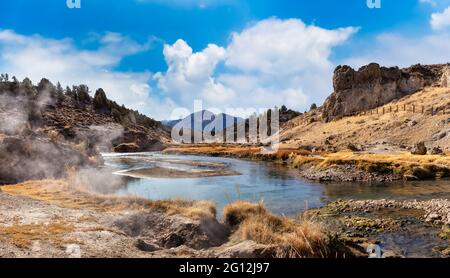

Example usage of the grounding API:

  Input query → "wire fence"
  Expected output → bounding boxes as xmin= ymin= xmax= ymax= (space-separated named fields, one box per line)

xmin=297 ymin=102 xmax=450 ymax=126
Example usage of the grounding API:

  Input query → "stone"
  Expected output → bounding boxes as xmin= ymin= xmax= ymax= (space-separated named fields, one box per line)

xmin=347 ymin=143 xmax=361 ymax=152
xmin=432 ymin=131 xmax=447 ymax=141
xmin=411 ymin=142 xmax=427 ymax=155
xmin=431 ymin=147 xmax=444 ymax=155
xmin=408 ymin=120 xmax=418 ymax=127
xmin=135 ymin=239 xmax=161 ymax=252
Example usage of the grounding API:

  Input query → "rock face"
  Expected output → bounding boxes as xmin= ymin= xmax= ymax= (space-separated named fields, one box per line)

xmin=322 ymin=63 xmax=449 ymax=122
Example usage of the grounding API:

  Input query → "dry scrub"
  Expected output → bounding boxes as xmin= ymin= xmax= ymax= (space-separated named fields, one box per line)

xmin=1 ymin=179 xmax=216 ymax=220
xmin=223 ymin=201 xmax=343 ymax=258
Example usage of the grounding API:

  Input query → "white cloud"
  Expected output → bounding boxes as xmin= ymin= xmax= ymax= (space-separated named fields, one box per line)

xmin=155 ymin=18 xmax=357 ymax=116
xmin=154 ymin=39 xmax=228 ymax=108
xmin=0 ymin=18 xmax=358 ymax=120
xmin=431 ymin=6 xmax=450 ymax=30
xmin=226 ymin=18 xmax=357 ymax=74
xmin=342 ymin=32 xmax=450 ymax=68
xmin=0 ymin=29 xmax=175 ymax=120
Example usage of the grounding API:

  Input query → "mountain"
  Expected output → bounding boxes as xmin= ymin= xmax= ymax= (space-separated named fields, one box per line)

xmin=163 ymin=110 xmax=245 ymax=132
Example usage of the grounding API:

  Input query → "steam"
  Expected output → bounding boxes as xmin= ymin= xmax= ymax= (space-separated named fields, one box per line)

xmin=0 ymin=77 xmax=126 ymax=191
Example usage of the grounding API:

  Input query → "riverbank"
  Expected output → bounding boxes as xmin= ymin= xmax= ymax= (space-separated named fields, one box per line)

xmin=0 ymin=179 xmax=361 ymax=258
xmin=164 ymin=144 xmax=450 ymax=182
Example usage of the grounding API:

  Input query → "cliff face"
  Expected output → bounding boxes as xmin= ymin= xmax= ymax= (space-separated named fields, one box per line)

xmin=322 ymin=63 xmax=450 ymax=122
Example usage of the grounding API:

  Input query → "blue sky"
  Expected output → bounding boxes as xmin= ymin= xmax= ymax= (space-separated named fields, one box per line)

xmin=1 ymin=0 xmax=450 ymax=119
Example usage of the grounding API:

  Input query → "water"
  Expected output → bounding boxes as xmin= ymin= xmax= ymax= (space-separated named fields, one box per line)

xmin=101 ymin=152 xmax=450 ymax=217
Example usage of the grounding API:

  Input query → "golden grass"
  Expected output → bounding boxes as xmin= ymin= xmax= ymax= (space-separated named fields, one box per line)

xmin=223 ymin=201 xmax=337 ymax=258
xmin=281 ymin=87 xmax=450 ymax=150
xmin=1 ymin=180 xmax=216 ymax=220
xmin=164 ymin=144 xmax=311 ymax=162
xmin=290 ymin=151 xmax=450 ymax=178
xmin=0 ymin=221 xmax=75 ymax=248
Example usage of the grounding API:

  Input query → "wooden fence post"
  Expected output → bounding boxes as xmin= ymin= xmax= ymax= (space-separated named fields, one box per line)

xmin=412 ymin=105 xmax=415 ymax=113
xmin=422 ymin=106 xmax=424 ymax=114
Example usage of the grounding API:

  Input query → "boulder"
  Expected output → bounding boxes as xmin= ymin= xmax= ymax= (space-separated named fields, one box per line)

xmin=113 ymin=142 xmax=141 ymax=153
xmin=135 ymin=239 xmax=161 ymax=252
xmin=431 ymin=147 xmax=444 ymax=155
xmin=411 ymin=142 xmax=427 ymax=155
xmin=347 ymin=143 xmax=361 ymax=152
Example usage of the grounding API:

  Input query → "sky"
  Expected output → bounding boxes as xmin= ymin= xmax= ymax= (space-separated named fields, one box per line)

xmin=1 ymin=0 xmax=450 ymax=120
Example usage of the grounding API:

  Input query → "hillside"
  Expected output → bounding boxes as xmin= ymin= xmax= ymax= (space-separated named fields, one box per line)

xmin=280 ymin=64 xmax=450 ymax=153
xmin=0 ymin=75 xmax=170 ymax=183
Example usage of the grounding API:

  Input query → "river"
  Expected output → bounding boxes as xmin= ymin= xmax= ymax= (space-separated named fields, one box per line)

xmin=101 ymin=152 xmax=450 ymax=216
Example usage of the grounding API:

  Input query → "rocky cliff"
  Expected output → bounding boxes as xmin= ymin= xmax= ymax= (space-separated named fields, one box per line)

xmin=322 ymin=63 xmax=450 ymax=122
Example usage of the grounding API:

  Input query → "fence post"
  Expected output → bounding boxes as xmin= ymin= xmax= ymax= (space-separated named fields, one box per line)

xmin=412 ymin=104 xmax=415 ymax=113
xmin=422 ymin=106 xmax=424 ymax=114
xmin=404 ymin=104 xmax=406 ymax=111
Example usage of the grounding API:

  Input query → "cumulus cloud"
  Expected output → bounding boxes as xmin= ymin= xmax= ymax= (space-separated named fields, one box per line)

xmin=431 ymin=6 xmax=450 ymax=30
xmin=156 ymin=18 xmax=357 ymax=117
xmin=0 ymin=18 xmax=357 ymax=120
xmin=226 ymin=18 xmax=357 ymax=74
xmin=343 ymin=32 xmax=450 ymax=68
xmin=0 ymin=29 xmax=175 ymax=119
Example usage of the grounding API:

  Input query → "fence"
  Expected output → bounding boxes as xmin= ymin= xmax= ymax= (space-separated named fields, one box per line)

xmin=297 ymin=102 xmax=450 ymax=126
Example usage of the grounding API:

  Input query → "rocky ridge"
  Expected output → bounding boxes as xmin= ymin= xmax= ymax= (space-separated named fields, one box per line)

xmin=322 ymin=63 xmax=450 ymax=122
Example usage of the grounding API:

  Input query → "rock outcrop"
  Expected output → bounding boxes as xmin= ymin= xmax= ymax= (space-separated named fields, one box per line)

xmin=322 ymin=63 xmax=449 ymax=122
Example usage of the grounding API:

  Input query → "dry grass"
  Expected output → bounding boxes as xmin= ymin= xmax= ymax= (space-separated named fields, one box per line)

xmin=290 ymin=151 xmax=450 ymax=178
xmin=0 ymin=221 xmax=75 ymax=248
xmin=223 ymin=201 xmax=338 ymax=258
xmin=280 ymin=87 xmax=450 ymax=150
xmin=1 ymin=179 xmax=216 ymax=220
xmin=164 ymin=144 xmax=311 ymax=161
